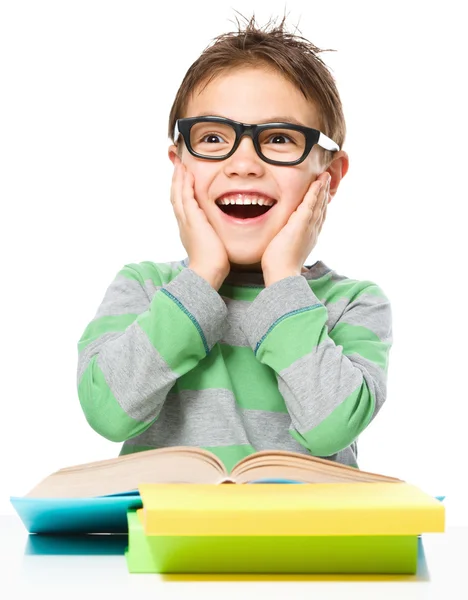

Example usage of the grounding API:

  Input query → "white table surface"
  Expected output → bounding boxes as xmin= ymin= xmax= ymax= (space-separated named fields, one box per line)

xmin=1 ymin=515 xmax=466 ymax=600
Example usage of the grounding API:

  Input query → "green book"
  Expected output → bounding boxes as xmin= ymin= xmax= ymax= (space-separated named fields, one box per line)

xmin=124 ymin=509 xmax=420 ymax=574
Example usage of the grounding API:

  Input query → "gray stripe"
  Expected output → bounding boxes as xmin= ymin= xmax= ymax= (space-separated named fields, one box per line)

xmin=122 ymin=389 xmax=250 ymax=448
xmin=143 ymin=279 xmax=160 ymax=301
xmin=242 ymin=276 xmax=320 ymax=349
xmin=93 ymin=261 xmax=188 ymax=321
xmin=321 ymin=292 xmax=392 ymax=339
xmin=162 ymin=268 xmax=229 ymax=351
xmin=78 ymin=265 xmax=229 ymax=424
xmin=328 ymin=444 xmax=358 ymax=466
xmin=239 ymin=409 xmax=310 ymax=454
xmin=277 ymin=350 xmax=388 ymax=432
xmin=93 ymin=275 xmax=150 ymax=320
xmin=242 ymin=409 xmax=358 ymax=464
xmin=240 ymin=278 xmax=391 ymax=352
xmin=221 ymin=291 xmax=390 ymax=349
xmin=77 ymin=331 xmax=125 ymax=384
xmin=118 ymin=388 xmax=357 ymax=463
xmin=223 ymin=280 xmax=390 ymax=432
xmin=96 ymin=321 xmax=178 ymax=422
xmin=141 ymin=259 xmax=186 ymax=300
xmin=346 ymin=352 xmax=388 ymax=420
xmin=338 ymin=292 xmax=393 ymax=342
xmin=277 ymin=343 xmax=364 ymax=431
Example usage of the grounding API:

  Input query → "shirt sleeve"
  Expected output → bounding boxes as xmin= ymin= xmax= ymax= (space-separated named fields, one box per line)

xmin=77 ymin=265 xmax=228 ymax=442
xmin=240 ymin=275 xmax=393 ymax=457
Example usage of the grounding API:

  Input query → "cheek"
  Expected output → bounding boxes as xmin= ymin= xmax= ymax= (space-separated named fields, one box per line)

xmin=279 ymin=173 xmax=311 ymax=209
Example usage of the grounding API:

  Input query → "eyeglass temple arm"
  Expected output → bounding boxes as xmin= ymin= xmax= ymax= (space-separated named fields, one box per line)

xmin=318 ymin=132 xmax=340 ymax=152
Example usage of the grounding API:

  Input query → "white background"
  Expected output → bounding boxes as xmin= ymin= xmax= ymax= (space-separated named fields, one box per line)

xmin=1 ymin=1 xmax=467 ymax=523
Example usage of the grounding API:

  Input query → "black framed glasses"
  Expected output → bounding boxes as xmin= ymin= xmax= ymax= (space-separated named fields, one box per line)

xmin=173 ymin=116 xmax=340 ymax=166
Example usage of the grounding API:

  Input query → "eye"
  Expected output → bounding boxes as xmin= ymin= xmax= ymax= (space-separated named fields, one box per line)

xmin=266 ymin=133 xmax=295 ymax=145
xmin=201 ymin=134 xmax=226 ymax=144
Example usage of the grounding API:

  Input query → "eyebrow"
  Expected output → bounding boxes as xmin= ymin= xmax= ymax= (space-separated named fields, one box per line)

xmin=193 ymin=113 xmax=309 ymax=127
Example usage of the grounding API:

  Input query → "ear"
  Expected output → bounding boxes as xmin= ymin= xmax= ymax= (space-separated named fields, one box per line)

xmin=168 ymin=144 xmax=180 ymax=165
xmin=324 ymin=151 xmax=349 ymax=202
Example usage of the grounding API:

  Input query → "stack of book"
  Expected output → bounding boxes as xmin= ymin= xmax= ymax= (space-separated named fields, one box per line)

xmin=10 ymin=446 xmax=445 ymax=574
xmin=127 ymin=480 xmax=444 ymax=574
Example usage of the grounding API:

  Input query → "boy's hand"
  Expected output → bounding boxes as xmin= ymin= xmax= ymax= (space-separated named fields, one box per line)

xmin=171 ymin=157 xmax=230 ymax=290
xmin=261 ymin=172 xmax=331 ymax=286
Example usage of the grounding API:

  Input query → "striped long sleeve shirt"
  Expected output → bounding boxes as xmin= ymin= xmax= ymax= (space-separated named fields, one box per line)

xmin=77 ymin=257 xmax=393 ymax=472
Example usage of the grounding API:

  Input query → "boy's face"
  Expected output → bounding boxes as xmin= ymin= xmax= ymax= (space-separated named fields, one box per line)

xmin=169 ymin=66 xmax=348 ymax=272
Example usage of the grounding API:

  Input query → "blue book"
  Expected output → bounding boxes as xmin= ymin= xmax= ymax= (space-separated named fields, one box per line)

xmin=10 ymin=491 xmax=142 ymax=534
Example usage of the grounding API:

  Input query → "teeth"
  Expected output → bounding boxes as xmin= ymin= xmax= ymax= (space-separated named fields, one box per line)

xmin=216 ymin=194 xmax=276 ymax=206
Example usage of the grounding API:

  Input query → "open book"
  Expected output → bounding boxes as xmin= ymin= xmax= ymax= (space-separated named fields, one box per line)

xmin=24 ymin=446 xmax=403 ymax=499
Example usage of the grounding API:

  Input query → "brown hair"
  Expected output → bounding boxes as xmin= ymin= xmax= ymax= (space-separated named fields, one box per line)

xmin=168 ymin=12 xmax=346 ymax=168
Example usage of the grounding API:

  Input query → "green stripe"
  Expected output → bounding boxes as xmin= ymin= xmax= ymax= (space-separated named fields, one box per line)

xmin=255 ymin=306 xmax=329 ymax=370
xmin=137 ymin=290 xmax=207 ymax=370
xmin=201 ymin=444 xmax=257 ymax=473
xmin=323 ymin=280 xmax=387 ymax=306
xmin=78 ymin=314 xmax=137 ymax=354
xmin=120 ymin=261 xmax=184 ymax=287
xmin=329 ymin=322 xmax=390 ymax=371
xmin=78 ymin=356 xmax=154 ymax=442
xmin=117 ymin=264 xmax=148 ymax=286
xmin=308 ymin=271 xmax=340 ymax=301
xmin=177 ymin=344 xmax=288 ymax=413
xmin=290 ymin=383 xmax=375 ymax=456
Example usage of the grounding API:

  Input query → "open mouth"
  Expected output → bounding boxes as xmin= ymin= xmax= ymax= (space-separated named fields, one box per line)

xmin=215 ymin=201 xmax=276 ymax=220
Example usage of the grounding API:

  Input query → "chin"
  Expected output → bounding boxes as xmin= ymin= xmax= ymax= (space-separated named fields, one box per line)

xmin=226 ymin=250 xmax=263 ymax=272
xmin=228 ymin=249 xmax=261 ymax=261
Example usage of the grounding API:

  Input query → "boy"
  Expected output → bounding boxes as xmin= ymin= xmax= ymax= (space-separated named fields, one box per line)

xmin=77 ymin=15 xmax=392 ymax=472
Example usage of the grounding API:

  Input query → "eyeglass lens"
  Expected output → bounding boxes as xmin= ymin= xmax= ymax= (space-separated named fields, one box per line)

xmin=189 ymin=121 xmax=306 ymax=162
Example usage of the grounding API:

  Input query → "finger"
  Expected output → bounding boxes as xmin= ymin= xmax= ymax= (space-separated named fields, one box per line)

xmin=312 ymin=174 xmax=329 ymax=205
xmin=296 ymin=175 xmax=327 ymax=228
xmin=315 ymin=180 xmax=329 ymax=226
xmin=317 ymin=202 xmax=327 ymax=232
xmin=305 ymin=179 xmax=325 ymax=222
xmin=171 ymin=162 xmax=186 ymax=224
xmin=182 ymin=168 xmax=198 ymax=222
xmin=300 ymin=179 xmax=323 ymax=216
xmin=313 ymin=175 xmax=330 ymax=218
xmin=323 ymin=177 xmax=331 ymax=205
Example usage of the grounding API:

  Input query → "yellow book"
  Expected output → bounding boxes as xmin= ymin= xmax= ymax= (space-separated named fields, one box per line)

xmin=138 ymin=482 xmax=445 ymax=536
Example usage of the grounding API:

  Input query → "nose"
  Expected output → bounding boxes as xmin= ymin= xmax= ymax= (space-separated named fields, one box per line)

xmin=223 ymin=135 xmax=265 ymax=177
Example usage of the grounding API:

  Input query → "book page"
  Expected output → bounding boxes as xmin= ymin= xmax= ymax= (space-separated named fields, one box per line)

xmin=231 ymin=450 xmax=403 ymax=484
xmin=25 ymin=447 xmax=227 ymax=498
